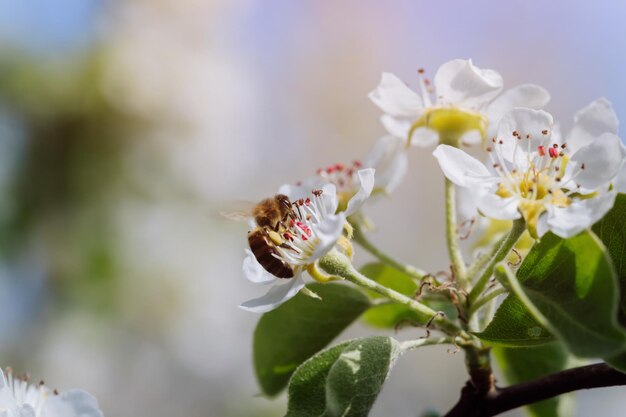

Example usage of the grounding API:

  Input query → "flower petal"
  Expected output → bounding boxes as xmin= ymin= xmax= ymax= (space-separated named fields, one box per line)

xmin=569 ymin=132 xmax=626 ymax=190
xmin=344 ymin=169 xmax=375 ymax=216
xmin=546 ymin=191 xmax=617 ymax=238
xmin=243 ymin=249 xmax=277 ymax=284
xmin=0 ymin=370 xmax=16 ymax=409
xmin=617 ymin=163 xmax=626 ymax=193
xmin=496 ymin=108 xmax=554 ymax=165
xmin=368 ymin=73 xmax=424 ymax=117
xmin=239 ymin=274 xmax=305 ymax=313
xmin=41 ymin=390 xmax=103 ymax=417
xmin=410 ymin=127 xmax=439 ymax=147
xmin=474 ymin=185 xmax=521 ymax=220
xmin=568 ymin=98 xmax=619 ymax=154
xmin=310 ymin=213 xmax=346 ymax=260
xmin=278 ymin=177 xmax=326 ymax=201
xmin=7 ymin=405 xmax=36 ymax=417
xmin=362 ymin=136 xmax=407 ymax=194
xmin=380 ymin=114 xmax=411 ymax=139
xmin=434 ymin=59 xmax=503 ymax=107
xmin=485 ymin=84 xmax=550 ymax=136
xmin=459 ymin=130 xmax=482 ymax=146
xmin=432 ymin=145 xmax=492 ymax=187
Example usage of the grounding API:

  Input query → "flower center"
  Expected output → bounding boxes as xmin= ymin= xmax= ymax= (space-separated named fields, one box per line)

xmin=272 ymin=189 xmax=332 ymax=269
xmin=410 ymin=107 xmax=488 ymax=146
xmin=487 ymin=131 xmax=589 ymax=237
xmin=316 ymin=161 xmax=361 ymax=211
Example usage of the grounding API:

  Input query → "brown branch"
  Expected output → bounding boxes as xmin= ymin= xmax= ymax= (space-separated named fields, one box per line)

xmin=444 ymin=363 xmax=626 ymax=417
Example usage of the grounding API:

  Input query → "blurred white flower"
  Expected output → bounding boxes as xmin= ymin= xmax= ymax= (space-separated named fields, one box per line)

xmin=433 ymin=108 xmax=626 ymax=238
xmin=0 ymin=368 xmax=103 ymax=417
xmin=369 ymin=59 xmax=550 ymax=147
xmin=294 ymin=136 xmax=406 ymax=213
xmin=240 ymin=170 xmax=374 ymax=313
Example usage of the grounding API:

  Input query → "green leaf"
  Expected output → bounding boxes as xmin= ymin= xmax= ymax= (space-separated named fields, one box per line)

xmin=286 ymin=336 xmax=400 ymax=417
xmin=512 ymin=231 xmax=625 ymax=357
xmin=475 ymin=295 xmax=554 ymax=347
xmin=592 ymin=193 xmax=626 ymax=326
xmin=493 ymin=343 xmax=573 ymax=417
xmin=359 ymin=263 xmax=457 ymax=329
xmin=254 ymin=283 xmax=371 ymax=396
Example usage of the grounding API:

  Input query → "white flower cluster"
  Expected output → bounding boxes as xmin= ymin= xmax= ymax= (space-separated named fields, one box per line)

xmin=240 ymin=58 xmax=626 ymax=312
xmin=0 ymin=368 xmax=103 ymax=417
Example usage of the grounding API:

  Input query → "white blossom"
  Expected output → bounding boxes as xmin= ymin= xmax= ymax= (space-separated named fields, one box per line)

xmin=369 ymin=59 xmax=550 ymax=147
xmin=0 ymin=368 xmax=103 ymax=417
xmin=433 ymin=108 xmax=626 ymax=238
xmin=239 ymin=170 xmax=374 ymax=313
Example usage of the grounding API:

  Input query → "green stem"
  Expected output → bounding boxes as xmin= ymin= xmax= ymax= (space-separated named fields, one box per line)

xmin=469 ymin=287 xmax=508 ymax=316
xmin=352 ymin=222 xmax=427 ymax=280
xmin=468 ymin=218 xmax=525 ymax=305
xmin=445 ymin=179 xmax=467 ymax=286
xmin=318 ymin=250 xmax=462 ymax=336
xmin=400 ymin=337 xmax=454 ymax=351
xmin=466 ymin=233 xmax=507 ymax=283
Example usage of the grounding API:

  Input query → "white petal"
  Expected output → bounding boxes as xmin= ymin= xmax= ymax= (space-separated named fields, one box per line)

xmin=41 ymin=390 xmax=103 ymax=417
xmin=569 ymin=133 xmax=626 ymax=190
xmin=434 ymin=59 xmax=503 ymax=107
xmin=0 ymin=370 xmax=16 ymax=409
xmin=320 ymin=183 xmax=339 ymax=214
xmin=368 ymin=73 xmax=424 ymax=117
xmin=310 ymin=213 xmax=346 ymax=260
xmin=568 ymin=98 xmax=619 ymax=154
xmin=485 ymin=84 xmax=550 ymax=134
xmin=456 ymin=185 xmax=478 ymax=222
xmin=474 ymin=185 xmax=521 ymax=220
xmin=380 ymin=114 xmax=412 ymax=139
xmin=536 ymin=212 xmax=550 ymax=238
xmin=546 ymin=192 xmax=617 ymax=238
xmin=432 ymin=145 xmax=492 ymax=187
xmin=243 ymin=249 xmax=277 ymax=284
xmin=410 ymin=127 xmax=439 ymax=147
xmin=459 ymin=130 xmax=482 ymax=146
xmin=362 ymin=136 xmax=407 ymax=194
xmin=239 ymin=274 xmax=305 ymax=313
xmin=344 ymin=169 xmax=375 ymax=216
xmin=496 ymin=108 xmax=554 ymax=164
xmin=278 ymin=177 xmax=326 ymax=201
xmin=6 ymin=405 xmax=36 ymax=417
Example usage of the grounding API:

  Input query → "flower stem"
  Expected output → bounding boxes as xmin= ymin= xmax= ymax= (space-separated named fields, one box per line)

xmin=318 ymin=250 xmax=462 ymax=336
xmin=445 ymin=179 xmax=467 ymax=286
xmin=467 ymin=218 xmax=525 ymax=306
xmin=400 ymin=337 xmax=454 ymax=352
xmin=469 ymin=287 xmax=508 ymax=316
xmin=352 ymin=222 xmax=427 ymax=280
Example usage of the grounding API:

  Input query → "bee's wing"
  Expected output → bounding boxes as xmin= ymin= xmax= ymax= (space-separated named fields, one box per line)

xmin=220 ymin=210 xmax=253 ymax=222
xmin=217 ymin=200 xmax=256 ymax=222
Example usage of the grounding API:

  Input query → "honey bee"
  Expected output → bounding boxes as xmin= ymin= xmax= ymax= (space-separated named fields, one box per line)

xmin=222 ymin=194 xmax=298 ymax=278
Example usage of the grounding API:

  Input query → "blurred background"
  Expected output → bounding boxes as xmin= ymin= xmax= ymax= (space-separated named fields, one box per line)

xmin=0 ymin=0 xmax=625 ymax=416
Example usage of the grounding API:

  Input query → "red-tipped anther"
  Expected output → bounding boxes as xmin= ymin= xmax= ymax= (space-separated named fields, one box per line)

xmin=335 ymin=163 xmax=344 ymax=171
xmin=538 ymin=145 xmax=546 ymax=156
xmin=316 ymin=168 xmax=323 ymax=175
xmin=297 ymin=198 xmax=304 ymax=206
xmin=304 ymin=198 xmax=311 ymax=206
xmin=353 ymin=160 xmax=362 ymax=168
xmin=283 ymin=232 xmax=293 ymax=241
xmin=548 ymin=147 xmax=559 ymax=158
xmin=326 ymin=166 xmax=335 ymax=174
xmin=312 ymin=189 xmax=323 ymax=197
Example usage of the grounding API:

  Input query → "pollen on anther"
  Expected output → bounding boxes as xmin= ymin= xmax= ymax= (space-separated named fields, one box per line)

xmin=498 ymin=140 xmax=503 ymax=145
xmin=312 ymin=189 xmax=323 ymax=197
xmin=486 ymin=146 xmax=493 ymax=152
xmin=418 ymin=68 xmax=425 ymax=74
xmin=581 ymin=163 xmax=586 ymax=170
xmin=542 ymin=129 xmax=549 ymax=135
